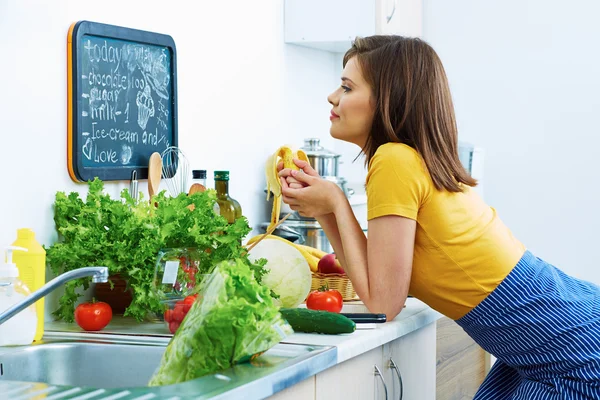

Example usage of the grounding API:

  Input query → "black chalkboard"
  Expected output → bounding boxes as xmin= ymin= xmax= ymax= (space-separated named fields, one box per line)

xmin=68 ymin=21 xmax=177 ymax=182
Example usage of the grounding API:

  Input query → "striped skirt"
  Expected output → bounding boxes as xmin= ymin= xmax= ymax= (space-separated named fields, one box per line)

xmin=456 ymin=251 xmax=600 ymax=399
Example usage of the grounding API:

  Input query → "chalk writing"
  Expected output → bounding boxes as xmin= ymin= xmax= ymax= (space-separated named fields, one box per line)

xmin=79 ymin=35 xmax=173 ymax=168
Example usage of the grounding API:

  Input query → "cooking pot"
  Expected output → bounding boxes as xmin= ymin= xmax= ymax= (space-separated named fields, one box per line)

xmin=259 ymin=219 xmax=368 ymax=255
xmin=264 ymin=176 xmax=354 ymax=221
xmin=259 ymin=220 xmax=333 ymax=254
xmin=300 ymin=138 xmax=341 ymax=178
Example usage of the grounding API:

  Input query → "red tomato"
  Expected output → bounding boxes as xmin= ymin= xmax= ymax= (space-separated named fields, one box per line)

xmin=167 ymin=295 xmax=200 ymax=334
xmin=74 ymin=301 xmax=113 ymax=331
xmin=306 ymin=288 xmax=343 ymax=313
xmin=168 ymin=321 xmax=181 ymax=334
xmin=172 ymin=303 xmax=186 ymax=322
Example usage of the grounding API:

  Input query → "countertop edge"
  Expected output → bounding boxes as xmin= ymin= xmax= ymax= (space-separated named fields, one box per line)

xmin=281 ymin=298 xmax=443 ymax=363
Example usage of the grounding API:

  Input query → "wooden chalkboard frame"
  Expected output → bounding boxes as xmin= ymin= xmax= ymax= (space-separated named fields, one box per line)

xmin=67 ymin=20 xmax=178 ymax=182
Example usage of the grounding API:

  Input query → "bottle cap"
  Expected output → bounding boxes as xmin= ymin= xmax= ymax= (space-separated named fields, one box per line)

xmin=0 ymin=246 xmax=27 ymax=278
xmin=214 ymin=171 xmax=230 ymax=181
xmin=17 ymin=228 xmax=35 ymax=240
xmin=192 ymin=170 xmax=207 ymax=179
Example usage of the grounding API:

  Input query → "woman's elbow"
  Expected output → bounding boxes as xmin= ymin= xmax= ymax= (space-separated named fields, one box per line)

xmin=365 ymin=299 xmax=405 ymax=321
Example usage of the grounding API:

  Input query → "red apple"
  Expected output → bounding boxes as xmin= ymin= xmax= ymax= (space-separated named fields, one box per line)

xmin=318 ymin=253 xmax=345 ymax=274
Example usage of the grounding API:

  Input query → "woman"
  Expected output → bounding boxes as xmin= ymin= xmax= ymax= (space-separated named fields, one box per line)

xmin=279 ymin=36 xmax=600 ymax=399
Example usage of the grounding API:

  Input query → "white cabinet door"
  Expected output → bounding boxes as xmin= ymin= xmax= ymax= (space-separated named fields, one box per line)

xmin=315 ymin=346 xmax=388 ymax=400
xmin=383 ymin=322 xmax=436 ymax=400
xmin=284 ymin=0 xmax=423 ymax=53
xmin=267 ymin=376 xmax=315 ymax=400
xmin=376 ymin=0 xmax=423 ymax=37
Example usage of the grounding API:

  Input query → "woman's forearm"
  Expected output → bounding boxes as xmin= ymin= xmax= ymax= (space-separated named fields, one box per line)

xmin=315 ymin=213 xmax=345 ymax=261
xmin=335 ymin=202 xmax=370 ymax=296
xmin=328 ymin=198 xmax=371 ymax=300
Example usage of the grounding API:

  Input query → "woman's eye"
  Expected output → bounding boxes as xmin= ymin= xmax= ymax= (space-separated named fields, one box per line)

xmin=341 ymin=85 xmax=351 ymax=93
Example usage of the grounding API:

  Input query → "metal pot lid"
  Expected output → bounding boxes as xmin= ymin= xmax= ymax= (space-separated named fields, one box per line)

xmin=323 ymin=176 xmax=346 ymax=184
xmin=301 ymin=138 xmax=340 ymax=159
xmin=259 ymin=219 xmax=323 ymax=229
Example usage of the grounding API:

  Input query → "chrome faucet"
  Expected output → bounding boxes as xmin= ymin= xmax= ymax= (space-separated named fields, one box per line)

xmin=0 ymin=266 xmax=109 ymax=326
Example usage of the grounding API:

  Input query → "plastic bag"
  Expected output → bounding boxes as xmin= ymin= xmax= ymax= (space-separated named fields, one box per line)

xmin=148 ymin=258 xmax=293 ymax=386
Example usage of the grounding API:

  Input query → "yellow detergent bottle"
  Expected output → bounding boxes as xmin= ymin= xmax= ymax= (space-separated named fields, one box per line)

xmin=12 ymin=228 xmax=46 ymax=341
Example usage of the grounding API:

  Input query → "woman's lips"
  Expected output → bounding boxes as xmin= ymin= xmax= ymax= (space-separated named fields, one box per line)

xmin=330 ymin=111 xmax=340 ymax=120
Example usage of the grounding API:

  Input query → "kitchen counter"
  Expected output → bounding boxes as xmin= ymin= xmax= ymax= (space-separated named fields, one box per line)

xmin=286 ymin=298 xmax=441 ymax=363
xmin=1 ymin=298 xmax=441 ymax=399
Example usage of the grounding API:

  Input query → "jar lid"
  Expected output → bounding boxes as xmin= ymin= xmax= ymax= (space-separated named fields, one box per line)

xmin=192 ymin=170 xmax=207 ymax=179
xmin=214 ymin=170 xmax=229 ymax=181
xmin=301 ymin=138 xmax=340 ymax=159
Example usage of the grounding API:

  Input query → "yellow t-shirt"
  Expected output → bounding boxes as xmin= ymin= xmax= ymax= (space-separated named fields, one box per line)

xmin=366 ymin=143 xmax=526 ymax=320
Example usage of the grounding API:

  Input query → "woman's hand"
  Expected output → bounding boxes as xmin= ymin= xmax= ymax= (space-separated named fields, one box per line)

xmin=278 ymin=159 xmax=346 ymax=218
xmin=277 ymin=160 xmax=304 ymax=189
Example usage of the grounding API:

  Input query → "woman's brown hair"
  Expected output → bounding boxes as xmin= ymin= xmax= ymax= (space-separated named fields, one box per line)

xmin=344 ymin=36 xmax=476 ymax=192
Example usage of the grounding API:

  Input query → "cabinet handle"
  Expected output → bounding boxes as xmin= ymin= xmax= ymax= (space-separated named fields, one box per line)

xmin=389 ymin=358 xmax=403 ymax=400
xmin=386 ymin=0 xmax=398 ymax=23
xmin=374 ymin=365 xmax=389 ymax=400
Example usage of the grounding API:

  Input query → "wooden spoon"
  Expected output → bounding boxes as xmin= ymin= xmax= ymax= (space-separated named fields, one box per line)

xmin=245 ymin=212 xmax=292 ymax=253
xmin=186 ymin=184 xmax=206 ymax=211
xmin=188 ymin=183 xmax=206 ymax=195
xmin=148 ymin=152 xmax=162 ymax=200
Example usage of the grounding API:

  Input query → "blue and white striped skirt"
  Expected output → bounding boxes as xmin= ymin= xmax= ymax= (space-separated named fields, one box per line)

xmin=456 ymin=250 xmax=600 ymax=399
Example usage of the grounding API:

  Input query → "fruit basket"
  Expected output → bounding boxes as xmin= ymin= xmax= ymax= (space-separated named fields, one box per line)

xmin=310 ymin=272 xmax=359 ymax=301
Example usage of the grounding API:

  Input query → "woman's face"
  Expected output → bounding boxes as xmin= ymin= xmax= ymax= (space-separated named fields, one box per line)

xmin=327 ymin=57 xmax=374 ymax=148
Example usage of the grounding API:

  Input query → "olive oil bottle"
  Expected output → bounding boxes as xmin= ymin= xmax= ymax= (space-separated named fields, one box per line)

xmin=214 ymin=171 xmax=242 ymax=223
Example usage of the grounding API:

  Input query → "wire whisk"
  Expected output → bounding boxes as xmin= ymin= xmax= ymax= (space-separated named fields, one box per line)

xmin=161 ymin=146 xmax=190 ymax=196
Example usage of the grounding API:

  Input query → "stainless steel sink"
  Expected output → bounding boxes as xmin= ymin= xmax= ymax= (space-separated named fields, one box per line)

xmin=0 ymin=338 xmax=337 ymax=400
xmin=0 ymin=340 xmax=165 ymax=388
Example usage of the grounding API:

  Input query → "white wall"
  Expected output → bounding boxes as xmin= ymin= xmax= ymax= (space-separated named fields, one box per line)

xmin=0 ymin=0 xmax=337 ymax=246
xmin=423 ymin=0 xmax=600 ymax=282
xmin=0 ymin=1 xmax=339 ymax=316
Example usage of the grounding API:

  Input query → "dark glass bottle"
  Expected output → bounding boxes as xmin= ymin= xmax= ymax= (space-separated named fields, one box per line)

xmin=214 ymin=171 xmax=242 ymax=223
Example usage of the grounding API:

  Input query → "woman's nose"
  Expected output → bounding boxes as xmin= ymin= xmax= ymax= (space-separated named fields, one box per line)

xmin=327 ymin=89 xmax=338 ymax=106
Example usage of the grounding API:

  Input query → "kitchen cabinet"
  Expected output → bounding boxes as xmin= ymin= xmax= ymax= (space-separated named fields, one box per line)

xmin=284 ymin=0 xmax=423 ymax=53
xmin=270 ymin=321 xmax=437 ymax=400
xmin=383 ymin=322 xmax=436 ymax=400
xmin=269 ymin=376 xmax=316 ymax=400
xmin=315 ymin=347 xmax=387 ymax=399
xmin=436 ymin=316 xmax=487 ymax=400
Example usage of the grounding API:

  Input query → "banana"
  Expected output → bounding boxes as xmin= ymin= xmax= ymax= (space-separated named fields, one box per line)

xmin=304 ymin=253 xmax=320 ymax=273
xmin=246 ymin=234 xmax=319 ymax=272
xmin=295 ymin=243 xmax=329 ymax=259
xmin=265 ymin=146 xmax=310 ymax=231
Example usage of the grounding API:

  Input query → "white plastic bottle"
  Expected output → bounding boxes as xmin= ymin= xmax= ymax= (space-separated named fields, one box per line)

xmin=0 ymin=246 xmax=37 ymax=346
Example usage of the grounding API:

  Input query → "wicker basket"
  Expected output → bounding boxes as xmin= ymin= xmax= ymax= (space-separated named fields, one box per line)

xmin=310 ymin=272 xmax=359 ymax=301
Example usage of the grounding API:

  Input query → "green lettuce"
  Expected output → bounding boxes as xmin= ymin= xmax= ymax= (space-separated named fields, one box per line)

xmin=46 ymin=178 xmax=266 ymax=322
xmin=148 ymin=258 xmax=292 ymax=386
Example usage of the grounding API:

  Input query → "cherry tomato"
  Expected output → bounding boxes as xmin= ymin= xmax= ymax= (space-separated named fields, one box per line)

xmin=168 ymin=321 xmax=181 ymax=334
xmin=164 ymin=309 xmax=174 ymax=323
xmin=172 ymin=303 xmax=186 ymax=322
xmin=306 ymin=288 xmax=343 ymax=313
xmin=74 ymin=301 xmax=113 ymax=331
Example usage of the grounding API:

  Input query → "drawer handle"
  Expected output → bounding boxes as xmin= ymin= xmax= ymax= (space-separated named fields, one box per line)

xmin=389 ymin=358 xmax=403 ymax=400
xmin=374 ymin=365 xmax=389 ymax=400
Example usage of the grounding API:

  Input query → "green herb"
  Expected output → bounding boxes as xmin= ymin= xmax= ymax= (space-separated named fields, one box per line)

xmin=148 ymin=258 xmax=292 ymax=386
xmin=46 ymin=178 xmax=267 ymax=322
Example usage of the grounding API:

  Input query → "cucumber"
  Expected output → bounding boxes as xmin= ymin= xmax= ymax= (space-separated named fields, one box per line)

xmin=280 ymin=308 xmax=356 ymax=334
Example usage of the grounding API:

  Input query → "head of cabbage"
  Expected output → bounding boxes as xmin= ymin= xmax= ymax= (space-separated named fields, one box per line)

xmin=247 ymin=238 xmax=312 ymax=308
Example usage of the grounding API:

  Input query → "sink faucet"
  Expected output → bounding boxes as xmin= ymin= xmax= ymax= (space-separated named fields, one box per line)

xmin=0 ymin=266 xmax=109 ymax=326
